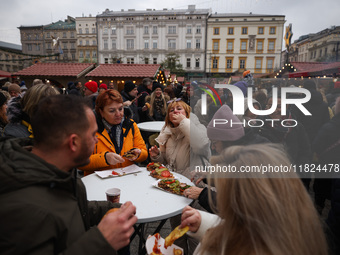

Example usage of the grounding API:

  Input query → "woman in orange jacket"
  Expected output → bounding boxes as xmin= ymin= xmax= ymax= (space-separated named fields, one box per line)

xmin=80 ymin=89 xmax=148 ymax=176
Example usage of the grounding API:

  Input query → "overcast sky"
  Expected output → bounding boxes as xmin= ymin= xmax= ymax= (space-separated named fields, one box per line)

xmin=1 ymin=0 xmax=339 ymax=46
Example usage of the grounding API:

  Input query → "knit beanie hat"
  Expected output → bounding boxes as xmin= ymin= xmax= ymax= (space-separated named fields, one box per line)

xmin=84 ymin=81 xmax=98 ymax=93
xmin=233 ymin=81 xmax=248 ymax=97
xmin=207 ymin=105 xmax=245 ymax=141
xmin=0 ymin=92 xmax=7 ymax=107
xmin=8 ymin=84 xmax=21 ymax=93
xmin=152 ymin=82 xmax=163 ymax=92
xmin=99 ymin=84 xmax=107 ymax=90
xmin=124 ymin=81 xmax=136 ymax=93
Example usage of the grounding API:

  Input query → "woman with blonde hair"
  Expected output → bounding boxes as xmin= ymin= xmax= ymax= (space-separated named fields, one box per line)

xmin=4 ymin=84 xmax=59 ymax=138
xmin=181 ymin=143 xmax=328 ymax=255
xmin=145 ymin=82 xmax=169 ymax=121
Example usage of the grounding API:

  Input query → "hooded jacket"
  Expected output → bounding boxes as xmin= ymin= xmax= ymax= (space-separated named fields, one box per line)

xmin=79 ymin=112 xmax=148 ymax=176
xmin=0 ymin=137 xmax=117 ymax=255
xmin=151 ymin=113 xmax=211 ymax=178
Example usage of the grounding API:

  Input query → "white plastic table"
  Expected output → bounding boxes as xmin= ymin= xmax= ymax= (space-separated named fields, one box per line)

xmin=137 ymin=121 xmax=165 ymax=133
xmin=82 ymin=167 xmax=193 ymax=223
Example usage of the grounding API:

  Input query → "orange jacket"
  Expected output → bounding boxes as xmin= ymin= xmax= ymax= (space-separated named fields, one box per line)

xmin=79 ymin=118 xmax=147 ymax=176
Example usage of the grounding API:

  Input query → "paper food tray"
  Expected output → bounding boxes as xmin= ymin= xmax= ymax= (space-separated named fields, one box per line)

xmin=152 ymin=178 xmax=191 ymax=197
xmin=146 ymin=234 xmax=183 ymax=255
xmin=95 ymin=164 xmax=142 ymax=178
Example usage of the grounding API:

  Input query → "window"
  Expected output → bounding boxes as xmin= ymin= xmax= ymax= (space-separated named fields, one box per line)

xmin=213 ymin=27 xmax=220 ymax=35
xmin=104 ymin=39 xmax=108 ymax=49
xmin=153 ymin=57 xmax=157 ymax=64
xmin=103 ymin=27 xmax=108 ymax=35
xmin=228 ymin=27 xmax=234 ymax=35
xmin=127 ymin=39 xmax=134 ymax=49
xmin=153 ymin=40 xmax=157 ymax=49
xmin=36 ymin=44 xmax=40 ymax=51
xmin=71 ymin=43 xmax=75 ymax=49
xmin=258 ymin=27 xmax=264 ymax=34
xmin=269 ymin=27 xmax=276 ymax=34
xmin=187 ymin=26 xmax=192 ymax=34
xmin=168 ymin=26 xmax=176 ymax=34
xmin=63 ymin=43 xmax=67 ymax=49
xmin=79 ymin=40 xmax=83 ymax=46
xmin=47 ymin=32 xmax=50 ymax=38
xmin=319 ymin=49 xmax=322 ymax=57
xmin=212 ymin=39 xmax=220 ymax=53
xmin=196 ymin=39 xmax=201 ymax=49
xmin=242 ymin=27 xmax=248 ymax=34
xmin=144 ymin=40 xmax=149 ymax=49
xmin=186 ymin=58 xmax=191 ymax=68
xmin=85 ymin=28 xmax=89 ymax=34
xmin=196 ymin=25 xmax=201 ymax=34
xmin=186 ymin=39 xmax=191 ymax=49
xmin=104 ymin=58 xmax=108 ymax=64
xmin=86 ymin=50 xmax=90 ymax=58
xmin=227 ymin=39 xmax=234 ymax=53
xmin=212 ymin=57 xmax=219 ymax=70
xmin=112 ymin=39 xmax=116 ymax=49
xmin=71 ymin=32 xmax=74 ymax=38
xmin=168 ymin=39 xmax=176 ymax=49
xmin=266 ymin=57 xmax=274 ymax=73
xmin=256 ymin=39 xmax=264 ymax=53
xmin=226 ymin=58 xmax=233 ymax=70
xmin=86 ymin=40 xmax=89 ymax=45
xmin=268 ymin=39 xmax=275 ymax=52
xmin=195 ymin=58 xmax=200 ymax=68
xmin=144 ymin=26 xmax=149 ymax=34
xmin=63 ymin=32 xmax=67 ymax=38
xmin=79 ymin=28 xmax=83 ymax=34
xmin=255 ymin=57 xmax=263 ymax=73
xmin=240 ymin=39 xmax=248 ymax=53
xmin=153 ymin=26 xmax=158 ymax=34
xmin=239 ymin=58 xmax=246 ymax=70
xmin=127 ymin=58 xmax=134 ymax=64
xmin=93 ymin=40 xmax=96 ymax=45
xmin=79 ymin=51 xmax=84 ymax=58
xmin=92 ymin=50 xmax=97 ymax=58
xmin=92 ymin=28 xmax=96 ymax=34
xmin=126 ymin=26 xmax=134 ymax=35
xmin=145 ymin=58 xmax=149 ymax=64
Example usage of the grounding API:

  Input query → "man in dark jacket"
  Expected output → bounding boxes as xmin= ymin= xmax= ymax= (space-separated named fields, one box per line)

xmin=0 ymin=95 xmax=137 ymax=255
xmin=137 ymin=78 xmax=153 ymax=122
xmin=121 ymin=81 xmax=141 ymax=123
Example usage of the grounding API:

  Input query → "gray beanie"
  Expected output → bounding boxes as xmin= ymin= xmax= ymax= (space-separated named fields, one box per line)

xmin=207 ymin=105 xmax=245 ymax=141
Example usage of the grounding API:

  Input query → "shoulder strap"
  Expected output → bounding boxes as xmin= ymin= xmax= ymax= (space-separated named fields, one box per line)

xmin=123 ymin=119 xmax=135 ymax=138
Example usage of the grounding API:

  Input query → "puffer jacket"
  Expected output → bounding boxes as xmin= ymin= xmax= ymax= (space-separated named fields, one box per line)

xmin=151 ymin=113 xmax=211 ymax=178
xmin=0 ymin=137 xmax=117 ymax=255
xmin=79 ymin=113 xmax=147 ymax=176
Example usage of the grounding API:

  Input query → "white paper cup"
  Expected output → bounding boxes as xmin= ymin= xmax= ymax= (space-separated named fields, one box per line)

xmin=106 ymin=188 xmax=121 ymax=203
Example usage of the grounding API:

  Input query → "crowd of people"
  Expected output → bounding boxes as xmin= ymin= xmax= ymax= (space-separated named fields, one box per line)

xmin=0 ymin=74 xmax=339 ymax=254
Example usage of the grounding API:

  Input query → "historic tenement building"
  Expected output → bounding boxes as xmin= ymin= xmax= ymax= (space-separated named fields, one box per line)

xmin=206 ymin=13 xmax=285 ymax=77
xmin=76 ymin=15 xmax=97 ymax=63
xmin=0 ymin=41 xmax=23 ymax=73
xmin=96 ymin=5 xmax=210 ymax=77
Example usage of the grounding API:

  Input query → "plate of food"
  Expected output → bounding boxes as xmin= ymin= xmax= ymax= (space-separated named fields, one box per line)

xmin=146 ymin=231 xmax=185 ymax=255
xmin=152 ymin=178 xmax=191 ymax=196
xmin=147 ymin=162 xmax=175 ymax=179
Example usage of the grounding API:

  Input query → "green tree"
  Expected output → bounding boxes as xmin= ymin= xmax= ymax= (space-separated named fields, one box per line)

xmin=160 ymin=53 xmax=185 ymax=77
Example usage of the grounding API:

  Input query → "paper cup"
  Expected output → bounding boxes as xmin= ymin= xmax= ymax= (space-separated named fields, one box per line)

xmin=106 ymin=188 xmax=121 ymax=203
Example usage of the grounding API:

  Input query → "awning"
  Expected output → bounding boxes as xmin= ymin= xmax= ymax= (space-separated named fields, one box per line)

xmin=288 ymin=72 xmax=310 ymax=78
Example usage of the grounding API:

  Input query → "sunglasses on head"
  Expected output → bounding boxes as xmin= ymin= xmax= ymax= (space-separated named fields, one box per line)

xmin=167 ymin=98 xmax=182 ymax=104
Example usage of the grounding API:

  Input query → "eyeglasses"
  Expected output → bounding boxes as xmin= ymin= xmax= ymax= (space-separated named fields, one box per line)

xmin=167 ymin=98 xmax=182 ymax=104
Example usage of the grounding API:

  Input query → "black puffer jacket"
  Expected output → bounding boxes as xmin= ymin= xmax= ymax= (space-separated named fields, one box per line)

xmin=0 ymin=138 xmax=117 ymax=255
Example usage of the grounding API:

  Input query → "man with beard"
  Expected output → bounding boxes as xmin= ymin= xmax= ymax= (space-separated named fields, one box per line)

xmin=0 ymin=95 xmax=137 ymax=255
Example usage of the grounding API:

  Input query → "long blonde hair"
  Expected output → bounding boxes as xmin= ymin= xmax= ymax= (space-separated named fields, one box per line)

xmin=148 ymin=90 xmax=167 ymax=117
xmin=200 ymin=143 xmax=328 ymax=255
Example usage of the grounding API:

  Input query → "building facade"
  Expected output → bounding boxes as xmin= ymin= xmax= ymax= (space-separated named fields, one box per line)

xmin=0 ymin=41 xmax=23 ymax=73
xmin=43 ymin=16 xmax=77 ymax=63
xmin=206 ymin=13 xmax=285 ymax=77
xmin=96 ymin=5 xmax=210 ymax=77
xmin=76 ymin=16 xmax=97 ymax=63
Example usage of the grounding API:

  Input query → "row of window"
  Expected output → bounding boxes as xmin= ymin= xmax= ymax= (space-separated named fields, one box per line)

xmin=79 ymin=50 xmax=97 ymax=58
xmin=102 ymin=25 xmax=202 ymax=36
xmin=79 ymin=40 xmax=97 ymax=46
xmin=211 ymin=57 xmax=274 ymax=73
xmin=213 ymin=26 xmax=276 ymax=35
xmin=45 ymin=32 xmax=75 ymax=39
xmin=0 ymin=53 xmax=22 ymax=60
xmin=78 ymin=28 xmax=96 ymax=34
xmin=102 ymin=38 xmax=201 ymax=50
xmin=212 ymin=39 xmax=276 ymax=53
